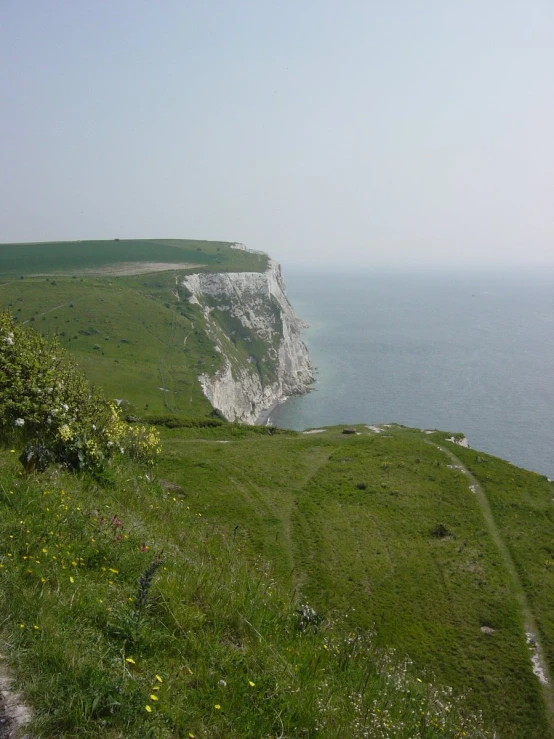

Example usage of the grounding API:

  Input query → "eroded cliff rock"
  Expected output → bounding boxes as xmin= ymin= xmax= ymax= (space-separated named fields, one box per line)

xmin=181 ymin=257 xmax=313 ymax=423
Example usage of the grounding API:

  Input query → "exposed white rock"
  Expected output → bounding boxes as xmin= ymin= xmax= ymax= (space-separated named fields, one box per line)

xmin=446 ymin=435 xmax=470 ymax=448
xmin=526 ymin=631 xmax=549 ymax=685
xmin=181 ymin=258 xmax=313 ymax=423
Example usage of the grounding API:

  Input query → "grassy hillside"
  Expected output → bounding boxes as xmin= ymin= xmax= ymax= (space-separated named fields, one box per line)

xmin=0 ymin=273 xmax=221 ymax=416
xmin=0 ymin=437 xmax=493 ymax=739
xmin=0 ymin=241 xmax=281 ymax=417
xmin=1 ymin=420 xmax=552 ymax=737
xmin=0 ymin=239 xmax=268 ymax=277
xmin=0 ymin=278 xmax=264 ymax=418
xmin=155 ymin=423 xmax=554 ymax=738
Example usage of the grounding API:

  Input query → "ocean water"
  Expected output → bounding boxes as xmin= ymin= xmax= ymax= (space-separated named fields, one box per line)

xmin=270 ymin=268 xmax=554 ymax=479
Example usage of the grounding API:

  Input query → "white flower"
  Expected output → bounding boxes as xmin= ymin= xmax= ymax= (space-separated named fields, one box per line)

xmin=47 ymin=417 xmax=52 ymax=424
xmin=62 ymin=404 xmax=69 ymax=412
xmin=14 ymin=418 xmax=25 ymax=427
xmin=3 ymin=336 xmax=14 ymax=346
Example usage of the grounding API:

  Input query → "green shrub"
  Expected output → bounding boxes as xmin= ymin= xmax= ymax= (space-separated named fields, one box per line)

xmin=0 ymin=311 xmax=160 ymax=472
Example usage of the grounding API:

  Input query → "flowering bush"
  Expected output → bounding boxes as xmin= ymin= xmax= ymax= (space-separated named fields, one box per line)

xmin=0 ymin=311 xmax=160 ymax=472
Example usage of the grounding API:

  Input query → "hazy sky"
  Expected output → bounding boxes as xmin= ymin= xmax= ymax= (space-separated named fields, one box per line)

xmin=1 ymin=1 xmax=553 ymax=269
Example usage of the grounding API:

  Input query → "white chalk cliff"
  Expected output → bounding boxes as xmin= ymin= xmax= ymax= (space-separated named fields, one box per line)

xmin=181 ymin=257 xmax=313 ymax=423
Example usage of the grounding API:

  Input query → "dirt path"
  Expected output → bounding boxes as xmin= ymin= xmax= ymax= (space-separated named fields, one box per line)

xmin=30 ymin=262 xmax=201 ymax=278
xmin=22 ymin=297 xmax=84 ymax=324
xmin=0 ymin=664 xmax=32 ymax=738
xmin=435 ymin=442 xmax=554 ymax=733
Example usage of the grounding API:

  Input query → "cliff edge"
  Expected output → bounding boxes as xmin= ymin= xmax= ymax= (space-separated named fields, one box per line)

xmin=181 ymin=257 xmax=313 ymax=423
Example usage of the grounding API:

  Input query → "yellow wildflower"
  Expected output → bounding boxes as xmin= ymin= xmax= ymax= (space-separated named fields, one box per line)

xmin=125 ymin=657 xmax=136 ymax=664
xmin=145 ymin=705 xmax=152 ymax=713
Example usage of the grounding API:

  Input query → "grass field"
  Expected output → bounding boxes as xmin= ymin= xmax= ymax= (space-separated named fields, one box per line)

xmin=154 ymin=424 xmax=554 ymax=738
xmin=1 ymin=422 xmax=551 ymax=736
xmin=0 ymin=273 xmax=231 ymax=416
xmin=0 ymin=239 xmax=268 ymax=277
xmin=0 ymin=432 xmax=498 ymax=739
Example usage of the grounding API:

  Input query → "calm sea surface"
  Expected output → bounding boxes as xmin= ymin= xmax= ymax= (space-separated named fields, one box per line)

xmin=270 ymin=268 xmax=554 ymax=479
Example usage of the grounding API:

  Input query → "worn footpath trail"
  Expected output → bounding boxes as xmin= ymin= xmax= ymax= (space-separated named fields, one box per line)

xmin=435 ymin=442 xmax=554 ymax=736
xmin=0 ymin=663 xmax=31 ymax=739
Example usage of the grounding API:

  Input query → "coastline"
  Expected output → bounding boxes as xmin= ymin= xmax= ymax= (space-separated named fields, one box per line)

xmin=255 ymin=397 xmax=285 ymax=426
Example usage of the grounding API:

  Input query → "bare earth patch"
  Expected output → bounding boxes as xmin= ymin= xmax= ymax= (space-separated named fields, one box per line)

xmin=0 ymin=664 xmax=32 ymax=738
xmin=31 ymin=262 xmax=202 ymax=277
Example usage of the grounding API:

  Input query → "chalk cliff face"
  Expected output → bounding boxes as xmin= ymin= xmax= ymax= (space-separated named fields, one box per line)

xmin=181 ymin=258 xmax=313 ymax=423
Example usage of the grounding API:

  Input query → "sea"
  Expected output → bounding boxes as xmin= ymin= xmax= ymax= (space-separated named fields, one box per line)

xmin=270 ymin=268 xmax=554 ymax=480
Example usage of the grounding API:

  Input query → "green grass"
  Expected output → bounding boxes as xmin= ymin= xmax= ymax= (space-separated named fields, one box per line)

xmin=451 ymin=444 xmax=554 ymax=683
xmin=0 ymin=239 xmax=268 ymax=277
xmin=154 ymin=424 xmax=553 ymax=738
xmin=0 ymin=444 xmax=490 ymax=738
xmin=0 ymin=275 xmax=224 ymax=416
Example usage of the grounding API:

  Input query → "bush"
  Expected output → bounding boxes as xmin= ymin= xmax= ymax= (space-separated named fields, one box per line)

xmin=430 ymin=523 xmax=451 ymax=539
xmin=0 ymin=311 xmax=160 ymax=473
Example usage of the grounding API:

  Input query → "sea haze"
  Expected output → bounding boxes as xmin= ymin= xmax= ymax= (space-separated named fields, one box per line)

xmin=271 ymin=268 xmax=554 ymax=479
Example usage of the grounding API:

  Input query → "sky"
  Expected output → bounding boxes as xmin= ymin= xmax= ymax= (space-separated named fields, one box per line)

xmin=1 ymin=0 xmax=553 ymax=269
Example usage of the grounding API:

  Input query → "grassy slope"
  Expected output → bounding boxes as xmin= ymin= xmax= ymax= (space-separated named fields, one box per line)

xmin=453 ymin=446 xmax=554 ymax=683
xmin=0 ymin=274 xmax=214 ymax=415
xmin=0 ymin=440 xmax=491 ymax=739
xmin=156 ymin=424 xmax=554 ymax=738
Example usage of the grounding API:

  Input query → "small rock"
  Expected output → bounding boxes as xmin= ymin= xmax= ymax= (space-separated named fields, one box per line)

xmin=159 ymin=479 xmax=186 ymax=495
